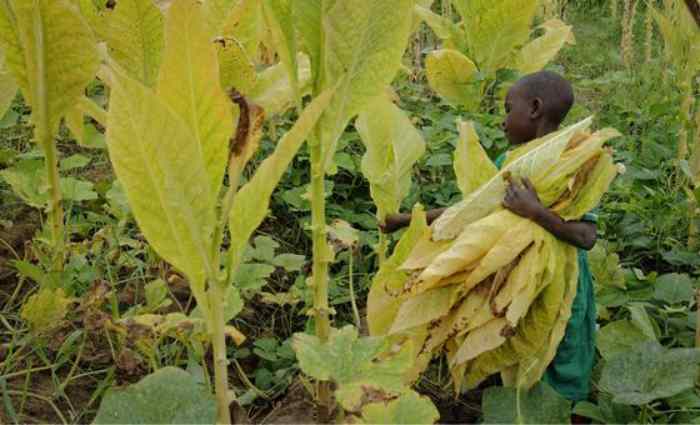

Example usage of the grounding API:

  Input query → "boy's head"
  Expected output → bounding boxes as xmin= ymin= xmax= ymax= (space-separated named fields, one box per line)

xmin=502 ymin=71 xmax=574 ymax=145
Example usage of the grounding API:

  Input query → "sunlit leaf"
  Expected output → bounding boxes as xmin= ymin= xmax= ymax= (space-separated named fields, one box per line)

xmin=157 ymin=0 xmax=233 ymax=198
xmin=453 ymin=120 xmax=498 ymax=196
xmin=262 ymin=0 xmax=298 ymax=107
xmin=357 ymin=95 xmax=426 ymax=220
xmin=106 ymin=69 xmax=216 ymax=300
xmin=105 ymin=0 xmax=164 ymax=87
xmin=516 ymin=19 xmax=574 ymax=74
xmin=359 ymin=390 xmax=439 ymax=424
xmin=250 ymin=54 xmax=312 ymax=116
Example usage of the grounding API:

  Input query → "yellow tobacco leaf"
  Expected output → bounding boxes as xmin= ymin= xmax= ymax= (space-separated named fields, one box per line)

xmin=453 ymin=318 xmax=510 ymax=365
xmin=21 ymin=288 xmax=72 ymax=332
xmin=515 ymin=19 xmax=575 ymax=74
xmin=454 ymin=120 xmax=499 ymax=197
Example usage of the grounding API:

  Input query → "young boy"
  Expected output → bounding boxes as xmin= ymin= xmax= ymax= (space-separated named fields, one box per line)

xmin=382 ymin=71 xmax=598 ymax=405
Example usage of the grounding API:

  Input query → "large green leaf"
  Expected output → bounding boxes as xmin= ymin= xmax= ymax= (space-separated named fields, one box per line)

xmin=292 ymin=325 xmax=412 ymax=411
xmin=482 ymin=382 xmax=571 ymax=424
xmin=227 ymin=88 xmax=334 ymax=274
xmin=425 ymin=49 xmax=479 ymax=111
xmin=453 ymin=120 xmax=498 ymax=196
xmin=653 ymin=273 xmax=695 ymax=305
xmin=105 ymin=0 xmax=164 ymax=87
xmin=356 ymin=95 xmax=425 ymax=220
xmin=596 ymin=320 xmax=654 ymax=361
xmin=600 ymin=342 xmax=700 ymax=405
xmin=106 ymin=69 xmax=215 ymax=298
xmin=157 ymin=0 xmax=233 ymax=199
xmin=0 ymin=0 xmax=99 ymax=143
xmin=93 ymin=367 xmax=216 ymax=424
xmin=318 ymin=0 xmax=415 ymax=168
xmin=452 ymin=0 xmax=538 ymax=72
xmin=359 ymin=390 xmax=439 ymax=424
xmin=262 ymin=0 xmax=298 ymax=107
xmin=515 ymin=19 xmax=574 ymax=74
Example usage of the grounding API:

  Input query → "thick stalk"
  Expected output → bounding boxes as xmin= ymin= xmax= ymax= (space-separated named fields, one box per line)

xmin=209 ymin=283 xmax=232 ymax=425
xmin=309 ymin=133 xmax=332 ymax=420
xmin=43 ymin=137 xmax=64 ymax=271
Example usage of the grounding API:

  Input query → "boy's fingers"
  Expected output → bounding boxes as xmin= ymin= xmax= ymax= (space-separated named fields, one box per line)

xmin=523 ymin=177 xmax=535 ymax=191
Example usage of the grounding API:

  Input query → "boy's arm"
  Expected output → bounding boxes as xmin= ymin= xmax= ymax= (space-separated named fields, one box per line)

xmin=503 ymin=178 xmax=597 ymax=250
xmin=381 ymin=208 xmax=447 ymax=233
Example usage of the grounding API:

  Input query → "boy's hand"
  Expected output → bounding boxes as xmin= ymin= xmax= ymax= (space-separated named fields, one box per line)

xmin=503 ymin=177 xmax=545 ymax=219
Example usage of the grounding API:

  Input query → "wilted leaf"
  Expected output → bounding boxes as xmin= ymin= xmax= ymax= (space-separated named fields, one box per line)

xmin=600 ymin=342 xmax=700 ymax=405
xmin=482 ymin=382 xmax=571 ymax=424
xmin=359 ymin=390 xmax=439 ymax=424
xmin=227 ymin=89 xmax=334 ymax=273
xmin=93 ymin=367 xmax=216 ymax=424
xmin=292 ymin=325 xmax=412 ymax=411
xmin=21 ymin=288 xmax=72 ymax=332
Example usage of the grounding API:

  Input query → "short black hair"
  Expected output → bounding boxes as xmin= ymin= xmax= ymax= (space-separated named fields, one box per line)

xmin=514 ymin=71 xmax=574 ymax=126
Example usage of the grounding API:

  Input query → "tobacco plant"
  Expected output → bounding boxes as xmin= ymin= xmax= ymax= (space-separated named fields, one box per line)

xmin=92 ymin=0 xmax=333 ymax=423
xmin=416 ymin=0 xmax=575 ymax=111
xmin=0 ymin=0 xmax=103 ymax=270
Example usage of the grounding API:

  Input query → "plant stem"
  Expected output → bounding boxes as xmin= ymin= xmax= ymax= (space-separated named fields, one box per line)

xmin=209 ymin=283 xmax=232 ymax=425
xmin=309 ymin=132 xmax=332 ymax=420
xmin=348 ymin=250 xmax=361 ymax=330
xmin=43 ymin=138 xmax=64 ymax=271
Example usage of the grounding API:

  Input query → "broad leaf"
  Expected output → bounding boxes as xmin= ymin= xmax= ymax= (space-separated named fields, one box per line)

xmin=654 ymin=273 xmax=695 ymax=305
xmin=413 ymin=5 xmax=461 ymax=41
xmin=292 ymin=325 xmax=412 ymax=411
xmin=600 ymin=342 xmax=700 ymax=405
xmin=262 ymin=0 xmax=298 ymax=107
xmin=291 ymin=0 xmax=321 ymax=86
xmin=106 ymin=69 xmax=216 ymax=299
xmin=217 ymin=36 xmax=256 ymax=94
xmin=157 ymin=0 xmax=233 ymax=199
xmin=597 ymin=320 xmax=654 ymax=361
xmin=0 ymin=0 xmax=99 ymax=142
xmin=453 ymin=0 xmax=538 ymax=72
xmin=453 ymin=120 xmax=498 ymax=196
xmin=105 ymin=0 xmax=164 ymax=87
xmin=219 ymin=0 xmax=263 ymax=60
xmin=227 ymin=89 xmax=335 ymax=274
xmin=425 ymin=49 xmax=479 ymax=110
xmin=93 ymin=367 xmax=216 ymax=424
xmin=516 ymin=19 xmax=575 ymax=74
xmin=359 ymin=390 xmax=439 ymax=424
xmin=482 ymin=382 xmax=571 ymax=424
xmin=318 ymin=0 xmax=415 ymax=168
xmin=357 ymin=95 xmax=426 ymax=220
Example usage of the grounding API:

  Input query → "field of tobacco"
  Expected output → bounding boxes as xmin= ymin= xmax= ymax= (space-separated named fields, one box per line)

xmin=0 ymin=0 xmax=699 ymax=424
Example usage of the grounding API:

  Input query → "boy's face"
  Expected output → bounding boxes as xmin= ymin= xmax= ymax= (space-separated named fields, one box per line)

xmin=503 ymin=85 xmax=539 ymax=145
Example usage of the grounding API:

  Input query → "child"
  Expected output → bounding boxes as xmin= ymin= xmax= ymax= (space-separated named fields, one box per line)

xmin=382 ymin=71 xmax=598 ymax=405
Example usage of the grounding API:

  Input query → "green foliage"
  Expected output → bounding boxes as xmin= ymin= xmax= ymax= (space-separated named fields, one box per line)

xmin=482 ymin=381 xmax=571 ymax=424
xmin=20 ymin=287 xmax=72 ymax=332
xmin=293 ymin=325 xmax=413 ymax=411
xmin=359 ymin=391 xmax=440 ymax=424
xmin=600 ymin=342 xmax=700 ymax=405
xmin=93 ymin=367 xmax=216 ymax=424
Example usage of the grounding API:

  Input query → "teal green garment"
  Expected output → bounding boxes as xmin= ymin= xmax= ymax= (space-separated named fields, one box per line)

xmin=494 ymin=153 xmax=596 ymax=402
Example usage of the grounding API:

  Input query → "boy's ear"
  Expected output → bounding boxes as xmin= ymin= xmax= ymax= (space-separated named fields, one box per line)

xmin=529 ymin=97 xmax=544 ymax=120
